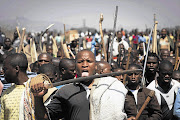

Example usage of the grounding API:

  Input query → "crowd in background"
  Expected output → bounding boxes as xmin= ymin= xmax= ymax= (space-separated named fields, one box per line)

xmin=0 ymin=25 xmax=180 ymax=120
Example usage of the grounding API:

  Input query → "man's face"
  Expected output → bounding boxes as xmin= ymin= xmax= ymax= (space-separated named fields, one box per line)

xmin=76 ymin=51 xmax=95 ymax=77
xmin=46 ymin=47 xmax=53 ymax=56
xmin=114 ymin=69 xmax=124 ymax=82
xmin=122 ymin=58 xmax=132 ymax=70
xmin=127 ymin=66 xmax=142 ymax=86
xmin=4 ymin=39 xmax=12 ymax=48
xmin=95 ymin=44 xmax=100 ymax=51
xmin=98 ymin=64 xmax=111 ymax=74
xmin=3 ymin=61 xmax=16 ymax=83
xmin=160 ymin=50 xmax=170 ymax=60
xmin=45 ymin=72 xmax=57 ymax=83
xmin=64 ymin=63 xmax=76 ymax=79
xmin=161 ymin=29 xmax=167 ymax=38
xmin=172 ymin=72 xmax=180 ymax=82
xmin=146 ymin=56 xmax=158 ymax=72
xmin=117 ymin=32 xmax=122 ymax=41
xmin=38 ymin=55 xmax=51 ymax=67
xmin=159 ymin=67 xmax=173 ymax=84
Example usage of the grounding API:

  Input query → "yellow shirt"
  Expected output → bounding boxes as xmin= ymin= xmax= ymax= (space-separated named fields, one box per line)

xmin=159 ymin=36 xmax=170 ymax=51
xmin=0 ymin=84 xmax=25 ymax=120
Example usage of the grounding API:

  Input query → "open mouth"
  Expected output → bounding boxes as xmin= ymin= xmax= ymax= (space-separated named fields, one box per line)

xmin=81 ymin=70 xmax=89 ymax=77
xmin=149 ymin=68 xmax=154 ymax=71
xmin=131 ymin=79 xmax=136 ymax=83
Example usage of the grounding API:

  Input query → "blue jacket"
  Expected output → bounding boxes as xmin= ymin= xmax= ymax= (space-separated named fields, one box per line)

xmin=174 ymin=88 xmax=180 ymax=119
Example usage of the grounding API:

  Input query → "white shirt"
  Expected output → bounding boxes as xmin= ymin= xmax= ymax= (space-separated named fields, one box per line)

xmin=129 ymin=89 xmax=139 ymax=104
xmin=147 ymin=79 xmax=180 ymax=110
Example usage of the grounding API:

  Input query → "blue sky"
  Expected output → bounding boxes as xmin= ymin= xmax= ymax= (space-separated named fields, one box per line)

xmin=0 ymin=0 xmax=180 ymax=31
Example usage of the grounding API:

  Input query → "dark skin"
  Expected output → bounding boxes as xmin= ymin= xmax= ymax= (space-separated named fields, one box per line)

xmin=172 ymin=70 xmax=180 ymax=82
xmin=158 ymin=62 xmax=173 ymax=93
xmin=121 ymin=56 xmax=133 ymax=70
xmin=146 ymin=56 xmax=159 ymax=73
xmin=31 ymin=50 xmax=96 ymax=119
xmin=96 ymin=61 xmax=111 ymax=74
xmin=46 ymin=45 xmax=53 ymax=56
xmin=3 ymin=58 xmax=28 ymax=85
xmin=166 ymin=56 xmax=175 ymax=68
xmin=117 ymin=31 xmax=122 ymax=42
xmin=126 ymin=66 xmax=142 ymax=90
xmin=161 ymin=29 xmax=167 ymax=39
xmin=146 ymin=56 xmax=159 ymax=84
xmin=4 ymin=38 xmax=12 ymax=50
xmin=160 ymin=49 xmax=170 ymax=60
xmin=76 ymin=50 xmax=96 ymax=86
xmin=113 ymin=68 xmax=124 ymax=82
xmin=138 ymin=42 xmax=144 ymax=55
xmin=43 ymin=71 xmax=57 ymax=83
xmin=126 ymin=65 xmax=142 ymax=120
xmin=38 ymin=53 xmax=52 ymax=67
xmin=61 ymin=61 xmax=76 ymax=80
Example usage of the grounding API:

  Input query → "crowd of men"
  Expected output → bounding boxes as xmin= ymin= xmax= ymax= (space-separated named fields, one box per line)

xmin=0 ymin=26 xmax=180 ymax=120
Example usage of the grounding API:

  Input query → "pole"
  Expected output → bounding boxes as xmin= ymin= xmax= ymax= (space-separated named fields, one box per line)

xmin=99 ymin=13 xmax=107 ymax=61
xmin=109 ymin=6 xmax=118 ymax=64
xmin=43 ymin=69 xmax=142 ymax=89
xmin=142 ymin=24 xmax=155 ymax=87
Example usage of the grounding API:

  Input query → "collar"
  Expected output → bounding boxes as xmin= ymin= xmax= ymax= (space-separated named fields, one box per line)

xmin=81 ymin=83 xmax=91 ymax=100
xmin=155 ymin=78 xmax=173 ymax=93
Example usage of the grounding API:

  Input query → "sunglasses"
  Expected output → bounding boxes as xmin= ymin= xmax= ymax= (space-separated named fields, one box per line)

xmin=38 ymin=60 xmax=50 ymax=62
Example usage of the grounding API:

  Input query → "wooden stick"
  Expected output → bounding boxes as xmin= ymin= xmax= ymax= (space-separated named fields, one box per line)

xmin=174 ymin=42 xmax=180 ymax=70
xmin=109 ymin=6 xmax=118 ymax=64
xmin=43 ymin=69 xmax=142 ymax=89
xmin=17 ymin=28 xmax=26 ymax=53
xmin=152 ymin=21 xmax=158 ymax=54
xmin=135 ymin=91 xmax=155 ymax=120
xmin=177 ymin=30 xmax=180 ymax=41
xmin=52 ymin=37 xmax=58 ymax=57
xmin=16 ymin=27 xmax=21 ymax=40
xmin=68 ymin=46 xmax=75 ymax=59
xmin=123 ymin=47 xmax=132 ymax=85
xmin=60 ymin=24 xmax=70 ymax=58
xmin=16 ymin=47 xmax=18 ymax=53
xmin=30 ymin=39 xmax=34 ymax=63
xmin=99 ymin=13 xmax=107 ymax=61
xmin=20 ymin=28 xmax=26 ymax=53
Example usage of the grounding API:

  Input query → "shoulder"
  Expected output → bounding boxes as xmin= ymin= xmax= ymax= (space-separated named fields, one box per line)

xmin=101 ymin=77 xmax=127 ymax=94
xmin=147 ymin=80 xmax=156 ymax=89
xmin=1 ymin=84 xmax=14 ymax=97
xmin=55 ymin=83 xmax=84 ymax=97
xmin=141 ymin=87 xmax=151 ymax=93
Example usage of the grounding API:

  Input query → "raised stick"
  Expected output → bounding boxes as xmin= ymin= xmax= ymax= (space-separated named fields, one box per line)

xmin=17 ymin=28 xmax=26 ymax=53
xmin=135 ymin=91 xmax=155 ymax=120
xmin=60 ymin=24 xmax=70 ymax=58
xmin=67 ymin=46 xmax=75 ymax=59
xmin=44 ymin=69 xmax=142 ymax=89
xmin=123 ymin=47 xmax=132 ymax=85
xmin=99 ymin=13 xmax=107 ymax=61
xmin=142 ymin=24 xmax=155 ymax=86
xmin=174 ymin=42 xmax=180 ymax=70
xmin=52 ymin=37 xmax=58 ymax=57
xmin=152 ymin=21 xmax=158 ymax=54
xmin=109 ymin=6 xmax=118 ymax=64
